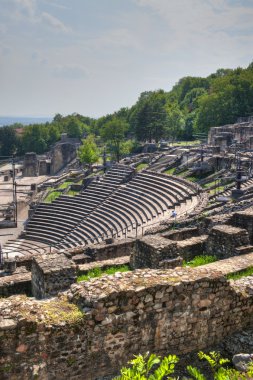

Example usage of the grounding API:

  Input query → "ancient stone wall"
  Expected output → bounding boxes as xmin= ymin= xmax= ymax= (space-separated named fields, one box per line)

xmin=131 ymin=235 xmax=178 ymax=269
xmin=206 ymin=224 xmax=250 ymax=258
xmin=0 ymin=267 xmax=31 ymax=297
xmin=50 ymin=142 xmax=77 ymax=175
xmin=69 ymin=239 xmax=135 ymax=264
xmin=231 ymin=209 xmax=253 ymax=244
xmin=22 ymin=152 xmax=38 ymax=177
xmin=31 ymin=254 xmax=77 ymax=299
xmin=208 ymin=122 xmax=253 ymax=147
xmin=0 ymin=268 xmax=252 ymax=380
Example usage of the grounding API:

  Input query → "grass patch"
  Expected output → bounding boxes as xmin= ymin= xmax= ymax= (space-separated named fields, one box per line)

xmin=136 ymin=163 xmax=148 ymax=171
xmin=44 ymin=191 xmax=61 ymax=203
xmin=58 ymin=180 xmax=73 ymax=189
xmin=170 ymin=140 xmax=201 ymax=146
xmin=67 ymin=189 xmax=79 ymax=196
xmin=185 ymin=175 xmax=198 ymax=182
xmin=226 ymin=266 xmax=253 ymax=280
xmin=203 ymin=180 xmax=217 ymax=188
xmin=164 ymin=167 xmax=176 ymax=175
xmin=177 ymin=169 xmax=188 ymax=176
xmin=77 ymin=265 xmax=130 ymax=282
xmin=183 ymin=255 xmax=218 ymax=268
xmin=209 ymin=185 xmax=225 ymax=195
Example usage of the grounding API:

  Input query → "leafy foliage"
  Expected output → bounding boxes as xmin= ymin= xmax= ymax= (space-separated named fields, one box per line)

xmin=77 ymin=134 xmax=99 ymax=166
xmin=114 ymin=352 xmax=178 ymax=380
xmin=1 ymin=62 xmax=253 ymax=156
xmin=114 ymin=351 xmax=253 ymax=380
xmin=100 ymin=117 xmax=129 ymax=162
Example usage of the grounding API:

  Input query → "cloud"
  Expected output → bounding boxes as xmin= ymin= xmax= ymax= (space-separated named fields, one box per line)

xmin=41 ymin=0 xmax=70 ymax=11
xmin=10 ymin=0 xmax=70 ymax=33
xmin=132 ymin=0 xmax=253 ymax=62
xmin=53 ymin=64 xmax=88 ymax=80
xmin=41 ymin=12 xmax=70 ymax=33
xmin=16 ymin=0 xmax=35 ymax=14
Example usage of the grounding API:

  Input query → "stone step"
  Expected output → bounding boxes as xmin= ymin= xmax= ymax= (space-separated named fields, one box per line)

xmin=235 ymin=245 xmax=253 ymax=255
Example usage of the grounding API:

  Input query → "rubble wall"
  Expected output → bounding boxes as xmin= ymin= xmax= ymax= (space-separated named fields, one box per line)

xmin=0 ymin=268 xmax=253 ymax=380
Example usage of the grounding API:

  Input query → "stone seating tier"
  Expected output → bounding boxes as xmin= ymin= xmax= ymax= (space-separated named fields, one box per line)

xmin=3 ymin=167 xmax=198 ymax=253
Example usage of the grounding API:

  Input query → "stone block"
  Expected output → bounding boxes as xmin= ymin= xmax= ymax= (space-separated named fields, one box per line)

xmin=131 ymin=235 xmax=178 ymax=269
xmin=31 ymin=253 xmax=77 ymax=299
xmin=206 ymin=224 xmax=250 ymax=258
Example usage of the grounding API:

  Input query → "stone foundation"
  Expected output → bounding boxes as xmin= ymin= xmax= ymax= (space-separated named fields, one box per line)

xmin=0 ymin=268 xmax=252 ymax=380
xmin=31 ymin=254 xmax=77 ymax=299
xmin=131 ymin=235 xmax=178 ymax=269
xmin=206 ymin=224 xmax=250 ymax=258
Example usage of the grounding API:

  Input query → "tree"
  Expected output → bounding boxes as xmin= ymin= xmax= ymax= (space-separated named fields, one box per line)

xmin=165 ymin=103 xmax=185 ymax=141
xmin=100 ymin=118 xmax=129 ymax=162
xmin=130 ymin=91 xmax=168 ymax=143
xmin=77 ymin=134 xmax=99 ymax=167
xmin=0 ymin=126 xmax=20 ymax=156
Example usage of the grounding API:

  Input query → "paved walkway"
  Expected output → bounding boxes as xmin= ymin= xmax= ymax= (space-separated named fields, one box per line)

xmin=0 ymin=204 xmax=29 ymax=247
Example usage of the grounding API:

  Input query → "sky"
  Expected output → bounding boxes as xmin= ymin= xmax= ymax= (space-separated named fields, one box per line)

xmin=0 ymin=0 xmax=253 ymax=118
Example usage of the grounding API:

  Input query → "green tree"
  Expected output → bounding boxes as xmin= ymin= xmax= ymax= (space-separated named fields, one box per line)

xmin=77 ymin=134 xmax=99 ymax=167
xmin=100 ymin=118 xmax=129 ymax=162
xmin=165 ymin=103 xmax=185 ymax=141
xmin=0 ymin=126 xmax=20 ymax=156
xmin=130 ymin=91 xmax=168 ymax=143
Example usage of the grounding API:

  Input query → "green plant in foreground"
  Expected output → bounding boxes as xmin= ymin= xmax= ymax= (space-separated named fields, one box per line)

xmin=183 ymin=255 xmax=217 ymax=268
xmin=114 ymin=352 xmax=179 ymax=380
xmin=114 ymin=351 xmax=253 ymax=380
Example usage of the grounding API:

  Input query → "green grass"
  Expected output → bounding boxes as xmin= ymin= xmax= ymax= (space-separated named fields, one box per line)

xmin=203 ymin=180 xmax=217 ymax=188
xmin=136 ymin=163 xmax=148 ymax=171
xmin=58 ymin=180 xmax=73 ymax=189
xmin=185 ymin=175 xmax=198 ymax=182
xmin=183 ymin=255 xmax=218 ymax=268
xmin=209 ymin=185 xmax=225 ymax=195
xmin=226 ymin=266 xmax=253 ymax=280
xmin=67 ymin=189 xmax=79 ymax=196
xmin=164 ymin=168 xmax=176 ymax=175
xmin=170 ymin=140 xmax=201 ymax=146
xmin=44 ymin=191 xmax=62 ymax=203
xmin=77 ymin=265 xmax=130 ymax=282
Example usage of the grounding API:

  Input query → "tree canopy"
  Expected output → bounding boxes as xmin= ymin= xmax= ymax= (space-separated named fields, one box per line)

xmin=1 ymin=62 xmax=253 ymax=157
xmin=77 ymin=134 xmax=99 ymax=166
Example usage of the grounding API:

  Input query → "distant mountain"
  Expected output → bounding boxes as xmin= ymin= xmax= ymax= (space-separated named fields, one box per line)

xmin=0 ymin=116 xmax=52 ymax=127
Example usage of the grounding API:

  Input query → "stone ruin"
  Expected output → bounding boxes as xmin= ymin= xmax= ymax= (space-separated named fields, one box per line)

xmin=1 ymin=204 xmax=253 ymax=379
xmin=208 ymin=116 xmax=253 ymax=151
xmin=22 ymin=134 xmax=80 ymax=177
xmin=2 ymin=132 xmax=253 ymax=378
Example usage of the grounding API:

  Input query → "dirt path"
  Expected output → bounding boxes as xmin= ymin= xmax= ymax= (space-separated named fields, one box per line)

xmin=0 ymin=203 xmax=29 ymax=246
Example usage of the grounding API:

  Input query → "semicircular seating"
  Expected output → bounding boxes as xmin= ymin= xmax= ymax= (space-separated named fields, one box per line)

xmin=3 ymin=166 xmax=200 ymax=256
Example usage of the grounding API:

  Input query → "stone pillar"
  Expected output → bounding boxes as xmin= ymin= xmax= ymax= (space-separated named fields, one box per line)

xmin=23 ymin=152 xmax=38 ymax=177
xmin=31 ymin=254 xmax=77 ymax=299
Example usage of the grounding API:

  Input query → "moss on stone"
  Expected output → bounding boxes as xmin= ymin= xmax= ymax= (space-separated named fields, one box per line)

xmin=17 ymin=296 xmax=84 ymax=326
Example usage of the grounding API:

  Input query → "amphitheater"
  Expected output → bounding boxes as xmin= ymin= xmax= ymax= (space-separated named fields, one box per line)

xmin=1 ymin=120 xmax=253 ymax=379
xmin=2 ymin=165 xmax=200 ymax=257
